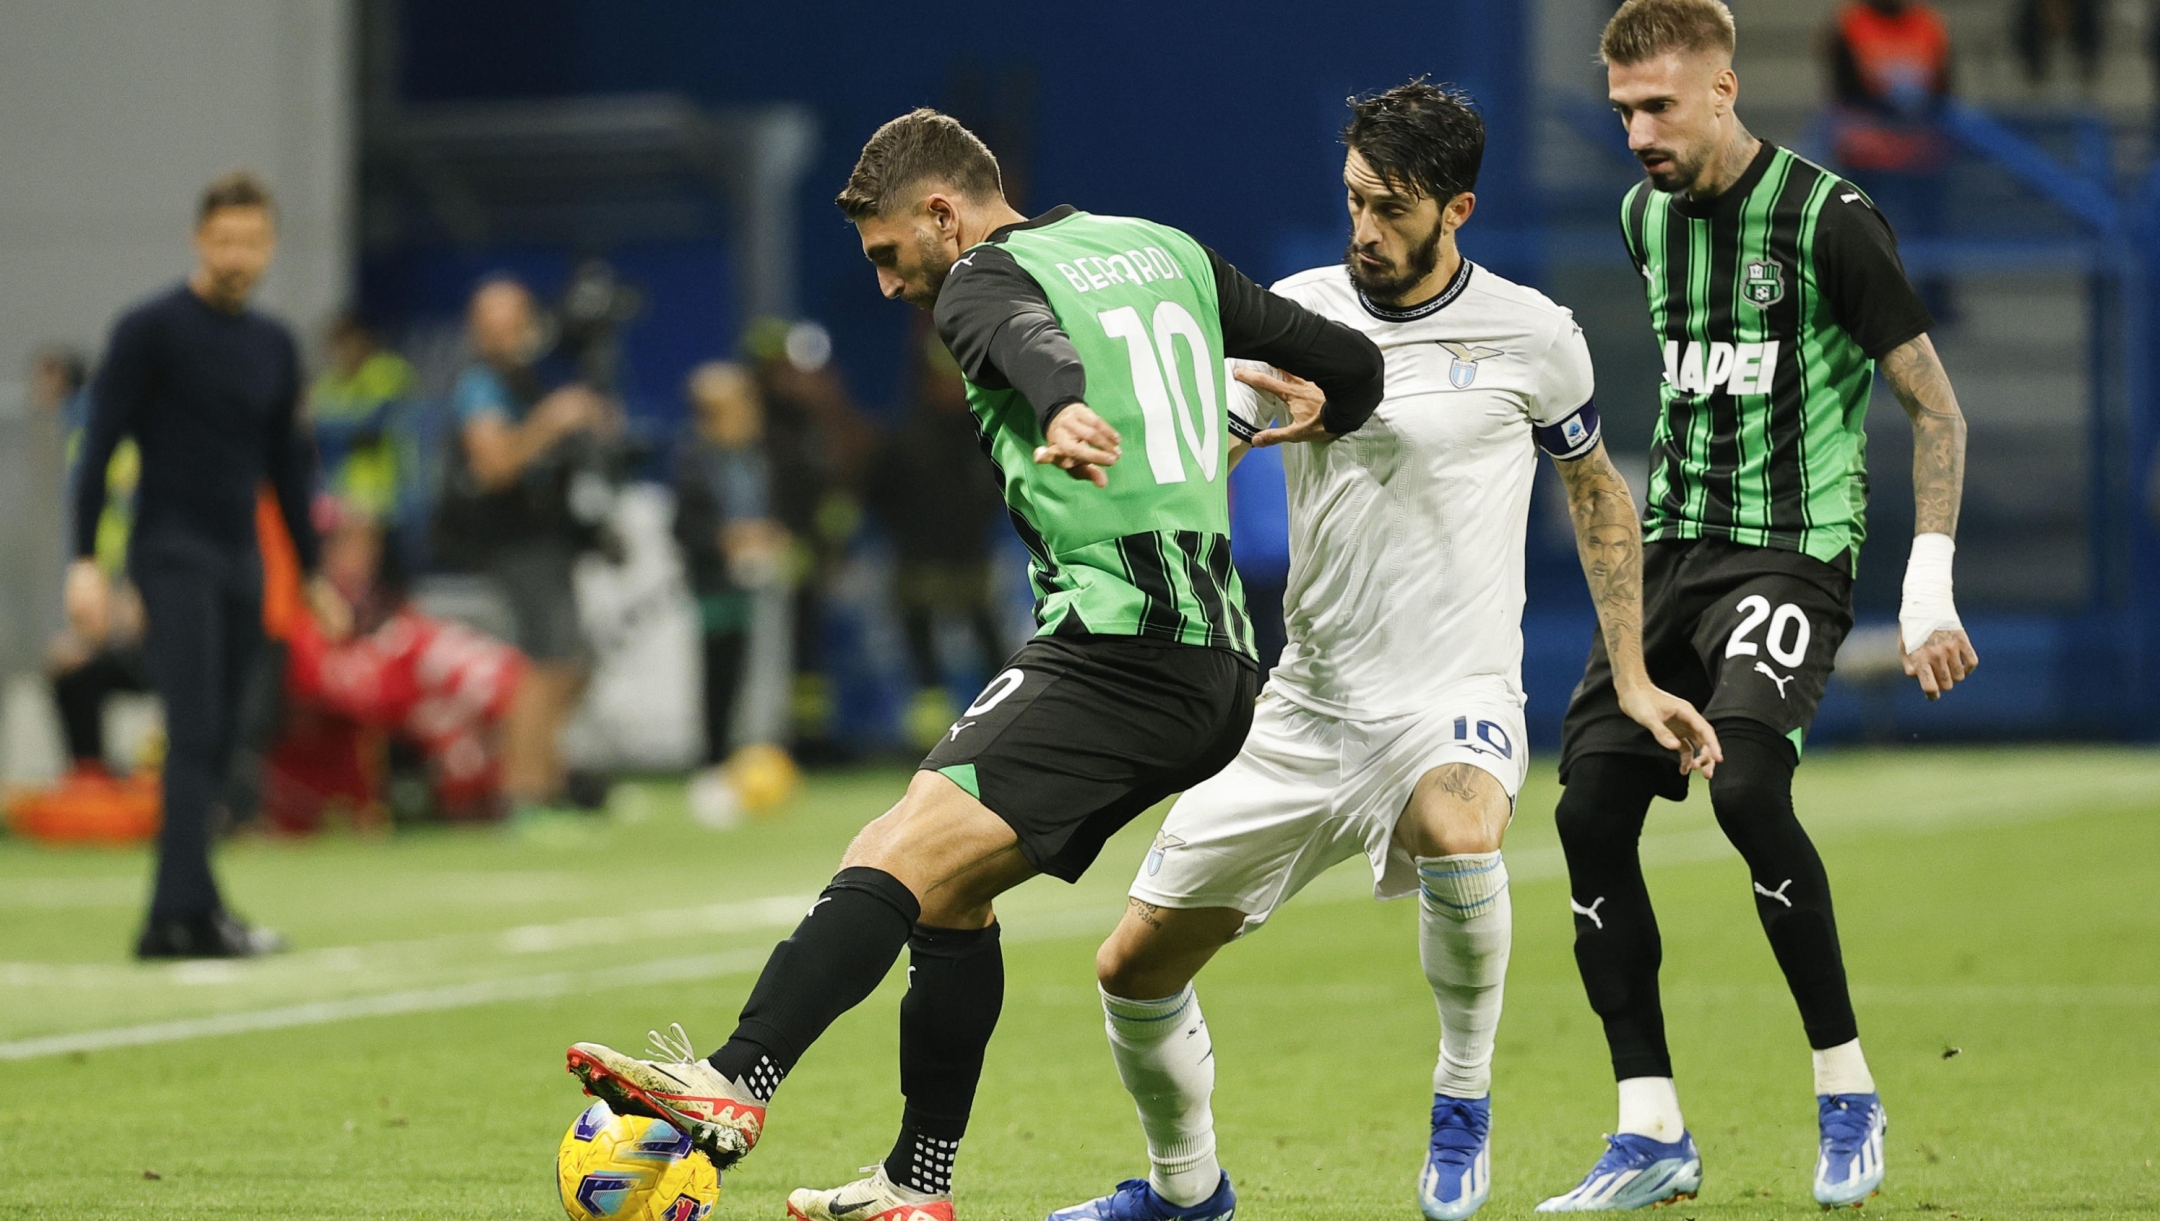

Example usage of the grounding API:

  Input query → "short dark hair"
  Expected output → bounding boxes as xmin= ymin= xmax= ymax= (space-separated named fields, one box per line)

xmin=1342 ymin=80 xmax=1484 ymax=203
xmin=198 ymin=170 xmax=275 ymax=225
xmin=835 ymin=108 xmax=1005 ymax=221
xmin=1600 ymin=0 xmax=1737 ymax=66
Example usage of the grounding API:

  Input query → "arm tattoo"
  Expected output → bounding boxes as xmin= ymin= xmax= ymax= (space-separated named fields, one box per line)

xmin=1556 ymin=445 xmax=1648 ymax=683
xmin=1880 ymin=335 xmax=1967 ymax=538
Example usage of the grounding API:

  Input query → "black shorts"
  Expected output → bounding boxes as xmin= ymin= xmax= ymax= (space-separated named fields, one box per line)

xmin=1560 ymin=538 xmax=1853 ymax=799
xmin=486 ymin=539 xmax=589 ymax=664
xmin=919 ymin=635 xmax=1259 ymax=883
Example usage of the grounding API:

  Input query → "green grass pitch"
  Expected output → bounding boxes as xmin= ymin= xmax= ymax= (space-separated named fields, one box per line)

xmin=0 ymin=747 xmax=2155 ymax=1219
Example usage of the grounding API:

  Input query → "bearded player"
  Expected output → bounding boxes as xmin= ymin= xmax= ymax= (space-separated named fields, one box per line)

xmin=1537 ymin=1 xmax=1979 ymax=1211
xmin=1049 ymin=82 xmax=1719 ymax=1221
xmin=561 ymin=110 xmax=1385 ymax=1221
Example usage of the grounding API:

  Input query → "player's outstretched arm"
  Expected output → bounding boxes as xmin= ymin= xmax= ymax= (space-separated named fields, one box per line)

xmin=1554 ymin=441 xmax=1721 ymax=776
xmin=1207 ymin=249 xmax=1384 ymax=437
xmin=1879 ymin=334 xmax=1980 ymax=700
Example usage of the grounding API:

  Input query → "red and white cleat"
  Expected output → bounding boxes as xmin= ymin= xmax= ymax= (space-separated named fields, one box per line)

xmin=565 ymin=1023 xmax=765 ymax=1169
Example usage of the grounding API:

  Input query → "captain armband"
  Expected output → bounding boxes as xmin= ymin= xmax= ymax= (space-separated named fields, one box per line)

xmin=1533 ymin=399 xmax=1602 ymax=460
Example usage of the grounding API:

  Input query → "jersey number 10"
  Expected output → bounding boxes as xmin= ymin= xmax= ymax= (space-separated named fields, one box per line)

xmin=1097 ymin=302 xmax=1221 ymax=485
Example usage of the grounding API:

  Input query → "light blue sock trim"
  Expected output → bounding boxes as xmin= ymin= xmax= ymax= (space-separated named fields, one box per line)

xmin=1418 ymin=852 xmax=1508 ymax=919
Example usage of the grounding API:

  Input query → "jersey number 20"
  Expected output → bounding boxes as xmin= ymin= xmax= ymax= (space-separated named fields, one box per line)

xmin=1097 ymin=302 xmax=1221 ymax=485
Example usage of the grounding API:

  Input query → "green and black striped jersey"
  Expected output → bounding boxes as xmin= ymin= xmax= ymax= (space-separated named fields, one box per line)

xmin=1621 ymin=142 xmax=1932 ymax=568
xmin=933 ymin=207 xmax=1384 ymax=660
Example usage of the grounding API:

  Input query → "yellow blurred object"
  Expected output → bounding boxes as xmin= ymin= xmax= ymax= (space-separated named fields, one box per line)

xmin=790 ymin=673 xmax=833 ymax=739
xmin=727 ymin=742 xmax=800 ymax=816
xmin=904 ymin=686 xmax=958 ymax=753
xmin=134 ymin=725 xmax=167 ymax=774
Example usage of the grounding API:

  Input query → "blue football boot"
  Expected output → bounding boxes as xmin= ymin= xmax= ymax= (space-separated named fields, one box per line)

xmin=1419 ymin=1095 xmax=1492 ymax=1219
xmin=1047 ymin=1171 xmax=1236 ymax=1221
xmin=1536 ymin=1131 xmax=1702 ymax=1211
xmin=1813 ymin=1093 xmax=1887 ymax=1207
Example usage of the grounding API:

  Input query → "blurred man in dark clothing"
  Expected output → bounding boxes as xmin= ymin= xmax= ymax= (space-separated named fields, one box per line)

xmin=672 ymin=361 xmax=784 ymax=768
xmin=445 ymin=276 xmax=619 ymax=811
xmin=742 ymin=317 xmax=873 ymax=755
xmin=67 ymin=171 xmax=346 ymax=959
xmin=863 ymin=332 xmax=1009 ymax=749
xmin=2013 ymin=0 xmax=2101 ymax=88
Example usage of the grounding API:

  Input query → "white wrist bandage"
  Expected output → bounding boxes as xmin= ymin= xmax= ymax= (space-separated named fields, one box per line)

xmin=1899 ymin=533 xmax=1962 ymax=653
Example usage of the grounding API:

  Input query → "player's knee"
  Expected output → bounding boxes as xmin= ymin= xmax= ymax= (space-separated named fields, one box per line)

xmin=1397 ymin=764 xmax=1509 ymax=857
xmin=1705 ymin=722 xmax=1797 ymax=832
xmin=1096 ymin=935 xmax=1182 ymax=998
xmin=1094 ymin=902 xmax=1238 ymax=998
xmin=1554 ymin=758 xmax=1650 ymax=851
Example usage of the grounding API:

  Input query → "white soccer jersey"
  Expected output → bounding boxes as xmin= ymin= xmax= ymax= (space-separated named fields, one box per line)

xmin=1229 ymin=259 xmax=1599 ymax=722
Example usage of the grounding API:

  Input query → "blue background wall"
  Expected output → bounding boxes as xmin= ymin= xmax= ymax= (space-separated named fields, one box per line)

xmin=381 ymin=0 xmax=1533 ymax=419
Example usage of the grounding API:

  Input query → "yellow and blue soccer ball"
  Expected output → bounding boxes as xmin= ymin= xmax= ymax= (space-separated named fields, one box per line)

xmin=556 ymin=1100 xmax=720 ymax=1221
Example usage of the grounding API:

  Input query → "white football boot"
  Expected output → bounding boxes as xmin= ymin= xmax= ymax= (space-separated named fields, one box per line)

xmin=786 ymin=1164 xmax=955 ymax=1221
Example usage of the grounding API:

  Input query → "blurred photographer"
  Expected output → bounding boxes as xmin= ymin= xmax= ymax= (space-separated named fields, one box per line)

xmin=440 ymin=275 xmax=621 ymax=811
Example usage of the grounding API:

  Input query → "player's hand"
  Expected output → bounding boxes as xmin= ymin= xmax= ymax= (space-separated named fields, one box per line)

xmin=1034 ymin=403 xmax=1121 ymax=488
xmin=1617 ymin=679 xmax=1722 ymax=778
xmin=63 ymin=558 xmax=111 ymax=644
xmin=1899 ymin=627 xmax=1977 ymax=701
xmin=307 ymin=575 xmax=355 ymax=643
xmin=1234 ymin=366 xmax=1338 ymax=447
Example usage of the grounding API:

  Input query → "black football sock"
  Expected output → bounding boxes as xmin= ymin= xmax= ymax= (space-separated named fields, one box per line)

xmin=1707 ymin=719 xmax=1860 ymax=1051
xmin=883 ymin=922 xmax=1004 ymax=1196
xmin=1555 ymin=753 xmax=1674 ymax=1080
xmin=707 ymin=867 xmax=921 ymax=1100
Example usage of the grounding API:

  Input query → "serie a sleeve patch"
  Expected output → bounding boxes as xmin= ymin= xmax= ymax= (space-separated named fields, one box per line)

xmin=1533 ymin=399 xmax=1601 ymax=459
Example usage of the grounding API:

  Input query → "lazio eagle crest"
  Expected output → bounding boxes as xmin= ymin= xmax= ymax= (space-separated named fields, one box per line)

xmin=1743 ymin=259 xmax=1786 ymax=307
xmin=1439 ymin=341 xmax=1505 ymax=389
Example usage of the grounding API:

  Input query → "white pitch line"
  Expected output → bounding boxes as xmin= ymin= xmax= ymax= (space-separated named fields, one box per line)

xmin=0 ymin=906 xmax=1129 ymax=1062
xmin=0 ymin=949 xmax=763 ymax=1062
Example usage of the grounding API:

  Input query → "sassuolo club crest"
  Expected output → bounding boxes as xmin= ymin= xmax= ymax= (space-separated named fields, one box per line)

xmin=1743 ymin=259 xmax=1785 ymax=308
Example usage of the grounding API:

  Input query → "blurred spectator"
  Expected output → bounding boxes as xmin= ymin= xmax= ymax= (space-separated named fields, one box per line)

xmin=742 ymin=316 xmax=873 ymax=756
xmin=307 ymin=311 xmax=415 ymax=522
xmin=1824 ymin=0 xmax=1954 ymax=316
xmin=2013 ymin=0 xmax=2101 ymax=88
xmin=1228 ymin=443 xmax=1293 ymax=679
xmin=265 ymin=498 xmax=537 ymax=831
xmin=39 ymin=346 xmax=154 ymax=778
xmin=671 ymin=361 xmax=785 ymax=769
xmin=864 ymin=331 xmax=1008 ymax=749
xmin=438 ymin=275 xmax=620 ymax=811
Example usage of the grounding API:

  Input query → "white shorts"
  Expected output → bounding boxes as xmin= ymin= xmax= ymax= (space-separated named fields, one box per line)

xmin=1130 ymin=684 xmax=1528 ymax=937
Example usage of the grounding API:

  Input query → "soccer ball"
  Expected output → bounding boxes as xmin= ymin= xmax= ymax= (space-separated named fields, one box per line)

xmin=556 ymin=1100 xmax=720 ymax=1221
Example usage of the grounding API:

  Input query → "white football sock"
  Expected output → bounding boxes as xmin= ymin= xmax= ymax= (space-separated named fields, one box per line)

xmin=1812 ymin=1038 xmax=1876 ymax=1096
xmin=1102 ymin=985 xmax=1219 ymax=1207
xmin=1616 ymin=1076 xmax=1686 ymax=1143
xmin=1417 ymin=852 xmax=1511 ymax=1098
